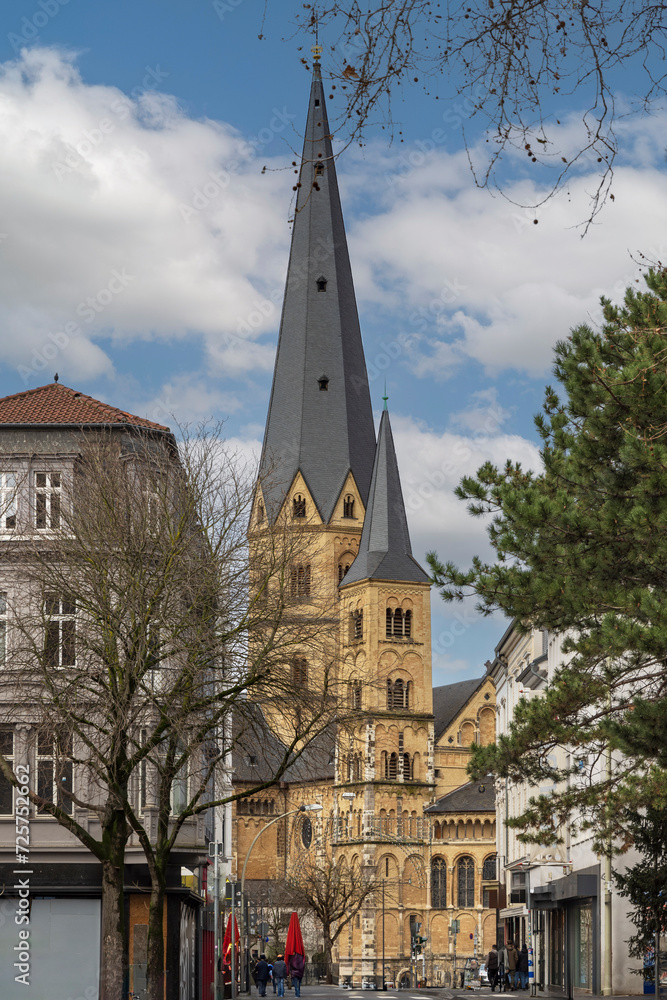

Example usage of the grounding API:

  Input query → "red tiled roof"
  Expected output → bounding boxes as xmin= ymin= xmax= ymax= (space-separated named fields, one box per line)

xmin=0 ymin=382 xmax=169 ymax=431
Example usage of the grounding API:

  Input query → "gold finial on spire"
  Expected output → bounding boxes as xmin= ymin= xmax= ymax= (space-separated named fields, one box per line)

xmin=311 ymin=44 xmax=323 ymax=61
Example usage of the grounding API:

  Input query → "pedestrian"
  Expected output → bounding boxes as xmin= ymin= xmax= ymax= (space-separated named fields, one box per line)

xmin=518 ymin=945 xmax=529 ymax=990
xmin=273 ymin=953 xmax=288 ymax=997
xmin=486 ymin=944 xmax=499 ymax=992
xmin=288 ymin=951 xmax=305 ymax=997
xmin=498 ymin=943 xmax=509 ymax=992
xmin=507 ymin=941 xmax=519 ymax=990
xmin=268 ymin=963 xmax=276 ymax=994
xmin=255 ymin=955 xmax=270 ymax=998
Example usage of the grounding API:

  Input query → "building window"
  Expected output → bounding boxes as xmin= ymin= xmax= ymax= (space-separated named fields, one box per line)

xmin=45 ymin=596 xmax=76 ymax=668
xmin=349 ymin=680 xmax=362 ymax=710
xmin=351 ymin=609 xmax=363 ymax=640
xmin=386 ymin=607 xmax=412 ymax=638
xmin=483 ymin=888 xmax=492 ymax=908
xmin=338 ymin=561 xmax=351 ymax=583
xmin=314 ymin=163 xmax=325 ymax=176
xmin=343 ymin=494 xmax=355 ymax=517
xmin=293 ymin=494 xmax=306 ymax=518
xmin=403 ymin=752 xmax=412 ymax=780
xmin=0 ymin=473 xmax=17 ymax=530
xmin=292 ymin=658 xmax=308 ymax=687
xmin=457 ymin=856 xmax=475 ymax=907
xmin=35 ymin=472 xmax=61 ymax=529
xmin=318 ymin=375 xmax=329 ymax=390
xmin=0 ymin=730 xmax=14 ymax=814
xmin=37 ymin=731 xmax=73 ymax=815
xmin=431 ymin=858 xmax=447 ymax=909
xmin=290 ymin=564 xmax=311 ymax=597
xmin=483 ymin=854 xmax=497 ymax=880
xmin=387 ymin=678 xmax=410 ymax=710
xmin=301 ymin=816 xmax=312 ymax=848
xmin=385 ymin=751 xmax=398 ymax=780
xmin=316 ymin=276 xmax=327 ymax=291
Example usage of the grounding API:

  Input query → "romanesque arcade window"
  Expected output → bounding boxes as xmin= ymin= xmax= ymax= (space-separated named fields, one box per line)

xmin=386 ymin=607 xmax=412 ymax=638
xmin=431 ymin=858 xmax=447 ymax=908
xmin=350 ymin=609 xmax=363 ymax=641
xmin=290 ymin=564 xmax=311 ymax=597
xmin=343 ymin=494 xmax=355 ymax=517
xmin=291 ymin=658 xmax=308 ymax=687
xmin=386 ymin=678 xmax=412 ymax=710
xmin=292 ymin=494 xmax=306 ymax=518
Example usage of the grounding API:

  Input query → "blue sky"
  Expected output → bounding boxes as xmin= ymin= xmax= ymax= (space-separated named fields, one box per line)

xmin=1 ymin=1 xmax=666 ymax=683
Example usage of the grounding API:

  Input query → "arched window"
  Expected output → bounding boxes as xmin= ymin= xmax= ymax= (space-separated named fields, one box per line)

xmin=338 ymin=561 xmax=351 ymax=583
xmin=385 ymin=752 xmax=398 ymax=780
xmin=431 ymin=858 xmax=447 ymax=908
xmin=393 ymin=678 xmax=404 ymax=708
xmin=403 ymin=752 xmax=411 ymax=780
xmin=393 ymin=608 xmax=403 ymax=637
xmin=483 ymin=854 xmax=497 ymax=880
xmin=404 ymin=609 xmax=412 ymax=637
xmin=349 ymin=680 xmax=362 ymax=710
xmin=293 ymin=494 xmax=306 ymax=518
xmin=457 ymin=856 xmax=475 ymax=907
xmin=350 ymin=609 xmax=363 ymax=640
xmin=292 ymin=658 xmax=308 ymax=687
xmin=353 ymin=754 xmax=362 ymax=781
xmin=316 ymin=275 xmax=327 ymax=291
xmin=343 ymin=494 xmax=355 ymax=518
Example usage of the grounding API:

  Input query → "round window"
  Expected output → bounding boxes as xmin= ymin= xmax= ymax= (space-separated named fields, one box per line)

xmin=301 ymin=817 xmax=312 ymax=849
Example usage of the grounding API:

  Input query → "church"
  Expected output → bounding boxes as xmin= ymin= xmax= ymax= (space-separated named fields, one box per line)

xmin=232 ymin=55 xmax=498 ymax=989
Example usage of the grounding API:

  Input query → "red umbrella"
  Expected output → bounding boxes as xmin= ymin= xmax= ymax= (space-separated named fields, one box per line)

xmin=222 ymin=913 xmax=240 ymax=969
xmin=285 ymin=911 xmax=305 ymax=969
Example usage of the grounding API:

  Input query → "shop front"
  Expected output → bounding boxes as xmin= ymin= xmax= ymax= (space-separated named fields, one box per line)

xmin=531 ymin=866 xmax=599 ymax=995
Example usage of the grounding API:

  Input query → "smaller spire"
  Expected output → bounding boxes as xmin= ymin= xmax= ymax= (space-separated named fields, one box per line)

xmin=382 ymin=379 xmax=388 ymax=411
xmin=341 ymin=408 xmax=430 ymax=586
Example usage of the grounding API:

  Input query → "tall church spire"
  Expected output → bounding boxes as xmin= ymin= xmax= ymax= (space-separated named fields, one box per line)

xmin=342 ymin=408 xmax=430 ymax=586
xmin=259 ymin=63 xmax=376 ymax=523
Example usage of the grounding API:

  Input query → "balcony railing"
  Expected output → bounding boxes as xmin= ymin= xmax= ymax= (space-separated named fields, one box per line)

xmin=331 ymin=815 xmax=430 ymax=844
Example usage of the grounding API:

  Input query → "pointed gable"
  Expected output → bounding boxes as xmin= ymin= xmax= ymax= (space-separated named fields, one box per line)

xmin=259 ymin=62 xmax=376 ymax=524
xmin=0 ymin=382 xmax=169 ymax=431
xmin=341 ymin=409 xmax=430 ymax=586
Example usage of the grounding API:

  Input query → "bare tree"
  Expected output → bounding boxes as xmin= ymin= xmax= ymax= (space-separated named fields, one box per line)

xmin=285 ymin=853 xmax=391 ymax=982
xmin=288 ymin=1 xmax=667 ymax=229
xmin=0 ymin=426 xmax=344 ymax=1000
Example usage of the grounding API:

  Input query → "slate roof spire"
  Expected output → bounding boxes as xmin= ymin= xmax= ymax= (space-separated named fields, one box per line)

xmin=259 ymin=62 xmax=376 ymax=523
xmin=341 ymin=408 xmax=430 ymax=586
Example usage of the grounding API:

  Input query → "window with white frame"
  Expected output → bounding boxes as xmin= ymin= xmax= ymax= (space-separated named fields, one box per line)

xmin=0 ymin=730 xmax=14 ymax=814
xmin=36 ymin=731 xmax=73 ymax=815
xmin=0 ymin=473 xmax=17 ymax=530
xmin=35 ymin=472 xmax=61 ymax=529
xmin=45 ymin=596 xmax=76 ymax=668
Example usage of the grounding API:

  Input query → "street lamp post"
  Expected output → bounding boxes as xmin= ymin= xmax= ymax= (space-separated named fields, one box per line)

xmin=240 ymin=803 xmax=322 ymax=993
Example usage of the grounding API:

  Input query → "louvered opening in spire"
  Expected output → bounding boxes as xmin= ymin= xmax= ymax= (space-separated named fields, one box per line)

xmin=259 ymin=64 xmax=376 ymax=524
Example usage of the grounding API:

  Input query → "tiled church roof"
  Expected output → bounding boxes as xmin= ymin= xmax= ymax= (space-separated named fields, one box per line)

xmin=0 ymin=382 xmax=169 ymax=431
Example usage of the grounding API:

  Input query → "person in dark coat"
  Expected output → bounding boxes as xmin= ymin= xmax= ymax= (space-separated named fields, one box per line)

xmin=517 ymin=944 xmax=529 ymax=990
xmin=255 ymin=956 xmax=270 ymax=997
xmin=273 ymin=954 xmax=288 ymax=998
xmin=486 ymin=944 xmax=499 ymax=992
xmin=289 ymin=952 xmax=305 ymax=997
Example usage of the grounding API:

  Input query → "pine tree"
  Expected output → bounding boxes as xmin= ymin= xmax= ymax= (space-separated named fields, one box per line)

xmin=614 ymin=806 xmax=667 ymax=986
xmin=427 ymin=269 xmax=667 ymax=846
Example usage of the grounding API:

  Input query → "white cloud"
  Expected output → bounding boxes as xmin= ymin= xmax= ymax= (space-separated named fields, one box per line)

xmin=347 ymin=128 xmax=667 ymax=380
xmin=391 ymin=413 xmax=541 ymax=570
xmin=0 ymin=48 xmax=291 ymax=383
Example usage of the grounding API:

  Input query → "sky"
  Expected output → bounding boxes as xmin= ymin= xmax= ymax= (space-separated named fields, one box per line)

xmin=1 ymin=1 xmax=666 ymax=685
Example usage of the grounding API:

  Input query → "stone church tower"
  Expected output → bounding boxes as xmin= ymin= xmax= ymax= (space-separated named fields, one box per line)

xmin=235 ymin=56 xmax=498 ymax=989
